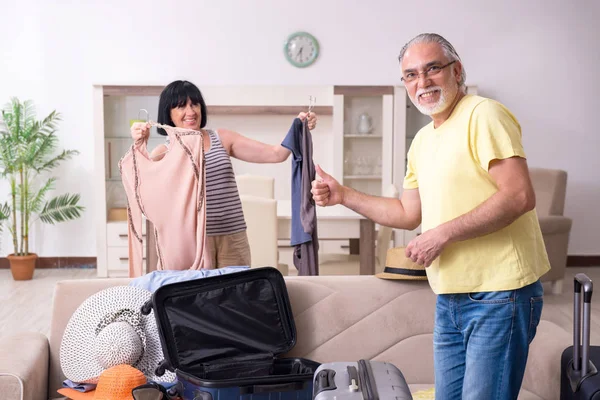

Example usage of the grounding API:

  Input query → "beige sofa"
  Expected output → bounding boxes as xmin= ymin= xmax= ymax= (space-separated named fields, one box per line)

xmin=0 ymin=275 xmax=573 ymax=400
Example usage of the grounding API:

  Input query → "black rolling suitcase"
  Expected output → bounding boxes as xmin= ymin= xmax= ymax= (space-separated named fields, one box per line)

xmin=561 ymin=273 xmax=600 ymax=399
xmin=142 ymin=267 xmax=319 ymax=400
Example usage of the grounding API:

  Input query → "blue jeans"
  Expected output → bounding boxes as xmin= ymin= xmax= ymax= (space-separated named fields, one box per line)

xmin=434 ymin=280 xmax=544 ymax=400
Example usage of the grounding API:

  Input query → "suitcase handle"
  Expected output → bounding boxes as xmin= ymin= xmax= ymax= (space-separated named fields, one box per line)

xmin=140 ymin=299 xmax=153 ymax=316
xmin=574 ymin=273 xmax=594 ymax=376
xmin=239 ymin=381 xmax=306 ymax=394
xmin=313 ymin=369 xmax=337 ymax=395
xmin=358 ymin=359 xmax=379 ymax=400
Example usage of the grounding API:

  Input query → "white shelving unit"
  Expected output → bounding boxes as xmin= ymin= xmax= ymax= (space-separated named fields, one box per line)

xmin=333 ymin=86 xmax=395 ymax=198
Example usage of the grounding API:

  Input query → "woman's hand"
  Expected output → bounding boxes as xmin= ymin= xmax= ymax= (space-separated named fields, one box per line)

xmin=131 ymin=122 xmax=151 ymax=141
xmin=297 ymin=111 xmax=317 ymax=130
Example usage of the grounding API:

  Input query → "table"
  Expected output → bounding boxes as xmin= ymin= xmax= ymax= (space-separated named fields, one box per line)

xmin=276 ymin=200 xmax=376 ymax=275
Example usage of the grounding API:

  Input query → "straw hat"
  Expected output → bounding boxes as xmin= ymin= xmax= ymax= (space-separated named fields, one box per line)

xmin=375 ymin=247 xmax=428 ymax=280
xmin=57 ymin=364 xmax=147 ymax=400
xmin=60 ymin=286 xmax=175 ymax=384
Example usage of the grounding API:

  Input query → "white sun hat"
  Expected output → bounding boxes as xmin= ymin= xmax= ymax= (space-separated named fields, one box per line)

xmin=59 ymin=286 xmax=175 ymax=384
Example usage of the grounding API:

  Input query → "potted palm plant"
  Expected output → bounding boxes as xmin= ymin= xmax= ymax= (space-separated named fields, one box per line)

xmin=0 ymin=98 xmax=85 ymax=280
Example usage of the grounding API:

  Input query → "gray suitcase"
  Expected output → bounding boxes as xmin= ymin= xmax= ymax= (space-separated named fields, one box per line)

xmin=313 ymin=359 xmax=413 ymax=400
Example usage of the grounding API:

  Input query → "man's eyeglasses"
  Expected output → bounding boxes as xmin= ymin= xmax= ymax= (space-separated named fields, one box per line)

xmin=401 ymin=60 xmax=456 ymax=83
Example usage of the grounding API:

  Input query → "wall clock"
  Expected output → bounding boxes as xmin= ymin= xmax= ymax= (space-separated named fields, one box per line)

xmin=284 ymin=31 xmax=319 ymax=68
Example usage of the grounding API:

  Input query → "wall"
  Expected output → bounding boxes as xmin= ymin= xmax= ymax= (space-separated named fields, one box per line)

xmin=0 ymin=0 xmax=598 ymax=256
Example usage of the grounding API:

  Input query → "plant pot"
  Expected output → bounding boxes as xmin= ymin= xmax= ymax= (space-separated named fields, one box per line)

xmin=7 ymin=253 xmax=37 ymax=281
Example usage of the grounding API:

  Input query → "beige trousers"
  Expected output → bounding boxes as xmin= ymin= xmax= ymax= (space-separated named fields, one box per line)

xmin=206 ymin=230 xmax=251 ymax=268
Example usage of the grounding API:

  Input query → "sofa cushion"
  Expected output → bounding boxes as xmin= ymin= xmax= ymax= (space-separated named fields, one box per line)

xmin=283 ymin=276 xmax=436 ymax=385
xmin=0 ymin=333 xmax=49 ymax=400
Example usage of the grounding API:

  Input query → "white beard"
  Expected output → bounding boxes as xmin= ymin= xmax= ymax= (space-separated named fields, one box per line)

xmin=411 ymin=80 xmax=459 ymax=116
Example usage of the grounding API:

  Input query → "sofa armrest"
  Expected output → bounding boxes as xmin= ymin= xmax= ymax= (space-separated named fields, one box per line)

xmin=538 ymin=215 xmax=572 ymax=235
xmin=0 ymin=333 xmax=49 ymax=400
xmin=521 ymin=320 xmax=571 ymax=400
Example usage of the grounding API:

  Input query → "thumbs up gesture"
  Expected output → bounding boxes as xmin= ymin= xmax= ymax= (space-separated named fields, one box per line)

xmin=311 ymin=165 xmax=345 ymax=207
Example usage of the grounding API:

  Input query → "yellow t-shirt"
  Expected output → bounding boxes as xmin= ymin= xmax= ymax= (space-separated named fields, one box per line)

xmin=404 ymin=94 xmax=550 ymax=294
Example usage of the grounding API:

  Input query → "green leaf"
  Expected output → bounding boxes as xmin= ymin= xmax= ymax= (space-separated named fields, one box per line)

xmin=27 ymin=132 xmax=58 ymax=167
xmin=28 ymin=177 xmax=56 ymax=214
xmin=39 ymin=193 xmax=85 ymax=225
xmin=0 ymin=202 xmax=11 ymax=252
xmin=0 ymin=202 xmax=11 ymax=221
xmin=34 ymin=149 xmax=79 ymax=174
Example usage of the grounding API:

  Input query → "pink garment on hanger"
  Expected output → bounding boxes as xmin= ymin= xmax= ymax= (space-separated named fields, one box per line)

xmin=119 ymin=122 xmax=211 ymax=277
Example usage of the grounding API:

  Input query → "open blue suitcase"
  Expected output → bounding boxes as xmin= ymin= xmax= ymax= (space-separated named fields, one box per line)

xmin=143 ymin=267 xmax=319 ymax=400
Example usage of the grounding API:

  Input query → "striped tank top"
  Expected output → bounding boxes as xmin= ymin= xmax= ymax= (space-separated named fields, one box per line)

xmin=167 ymin=129 xmax=246 ymax=236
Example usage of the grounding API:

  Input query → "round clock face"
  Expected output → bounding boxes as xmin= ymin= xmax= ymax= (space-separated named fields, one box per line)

xmin=284 ymin=32 xmax=319 ymax=68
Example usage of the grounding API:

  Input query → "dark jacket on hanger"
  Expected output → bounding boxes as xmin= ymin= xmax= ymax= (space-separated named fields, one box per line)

xmin=281 ymin=118 xmax=319 ymax=276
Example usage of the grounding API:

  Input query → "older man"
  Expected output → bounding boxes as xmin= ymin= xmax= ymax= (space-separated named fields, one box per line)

xmin=312 ymin=33 xmax=550 ymax=399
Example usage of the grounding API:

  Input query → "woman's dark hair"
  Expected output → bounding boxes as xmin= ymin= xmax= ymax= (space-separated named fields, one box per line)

xmin=157 ymin=80 xmax=207 ymax=136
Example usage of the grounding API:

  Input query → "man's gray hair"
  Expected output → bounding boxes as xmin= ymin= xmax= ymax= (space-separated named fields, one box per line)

xmin=398 ymin=33 xmax=467 ymax=90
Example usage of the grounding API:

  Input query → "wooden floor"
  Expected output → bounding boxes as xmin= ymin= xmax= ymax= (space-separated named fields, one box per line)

xmin=0 ymin=268 xmax=97 ymax=338
xmin=1 ymin=264 xmax=600 ymax=340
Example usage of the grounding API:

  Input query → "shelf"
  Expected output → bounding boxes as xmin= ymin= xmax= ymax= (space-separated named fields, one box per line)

xmin=104 ymin=84 xmax=394 ymax=100
xmin=103 ymin=86 xmax=164 ymax=96
xmin=207 ymin=105 xmax=332 ymax=115
xmin=344 ymin=175 xmax=382 ymax=180
xmin=344 ymin=134 xmax=382 ymax=139
xmin=334 ymin=86 xmax=394 ymax=96
xmin=101 ymin=87 xmax=333 ymax=115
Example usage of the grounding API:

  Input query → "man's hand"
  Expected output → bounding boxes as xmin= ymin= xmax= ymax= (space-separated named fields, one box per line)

xmin=311 ymin=165 xmax=344 ymax=206
xmin=297 ymin=111 xmax=317 ymax=130
xmin=405 ymin=226 xmax=450 ymax=267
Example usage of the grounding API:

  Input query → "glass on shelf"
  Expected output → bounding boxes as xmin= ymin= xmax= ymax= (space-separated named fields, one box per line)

xmin=355 ymin=156 xmax=363 ymax=175
xmin=355 ymin=156 xmax=371 ymax=176
xmin=375 ymin=156 xmax=382 ymax=176
xmin=345 ymin=153 xmax=384 ymax=177
xmin=345 ymin=155 xmax=382 ymax=176
xmin=344 ymin=154 xmax=355 ymax=175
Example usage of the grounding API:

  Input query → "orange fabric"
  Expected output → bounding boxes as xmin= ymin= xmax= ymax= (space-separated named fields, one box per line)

xmin=120 ymin=123 xmax=211 ymax=277
xmin=57 ymin=365 xmax=146 ymax=400
xmin=57 ymin=388 xmax=95 ymax=400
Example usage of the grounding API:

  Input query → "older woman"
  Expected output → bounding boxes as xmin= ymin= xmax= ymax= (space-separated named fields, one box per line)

xmin=130 ymin=80 xmax=317 ymax=268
